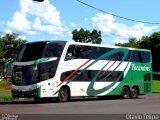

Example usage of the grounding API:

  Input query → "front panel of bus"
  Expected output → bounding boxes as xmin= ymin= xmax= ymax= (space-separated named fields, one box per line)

xmin=12 ymin=41 xmax=66 ymax=98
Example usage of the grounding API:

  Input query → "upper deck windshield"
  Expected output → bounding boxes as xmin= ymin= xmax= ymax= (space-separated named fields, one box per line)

xmin=16 ymin=41 xmax=66 ymax=62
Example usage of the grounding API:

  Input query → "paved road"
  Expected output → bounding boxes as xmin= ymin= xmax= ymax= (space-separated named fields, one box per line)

xmin=0 ymin=93 xmax=160 ymax=114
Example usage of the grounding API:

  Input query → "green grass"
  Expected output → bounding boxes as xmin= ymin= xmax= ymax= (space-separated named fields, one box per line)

xmin=0 ymin=81 xmax=32 ymax=101
xmin=152 ymin=80 xmax=160 ymax=93
xmin=0 ymin=93 xmax=31 ymax=101
xmin=0 ymin=81 xmax=11 ymax=91
xmin=0 ymin=93 xmax=14 ymax=101
xmin=0 ymin=81 xmax=13 ymax=101
xmin=0 ymin=81 xmax=11 ymax=84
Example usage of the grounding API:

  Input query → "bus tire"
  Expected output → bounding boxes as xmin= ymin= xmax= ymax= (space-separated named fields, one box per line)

xmin=130 ymin=87 xmax=138 ymax=99
xmin=121 ymin=86 xmax=130 ymax=99
xmin=57 ymin=87 xmax=70 ymax=102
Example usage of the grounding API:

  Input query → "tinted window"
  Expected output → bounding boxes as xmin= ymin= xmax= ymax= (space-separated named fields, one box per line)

xmin=65 ymin=45 xmax=150 ymax=63
xmin=43 ymin=42 xmax=66 ymax=57
xmin=125 ymin=51 xmax=132 ymax=61
xmin=60 ymin=70 xmax=123 ymax=82
xmin=141 ymin=51 xmax=151 ymax=63
xmin=125 ymin=50 xmax=141 ymax=62
xmin=65 ymin=45 xmax=82 ymax=60
xmin=98 ymin=71 xmax=123 ymax=82
xmin=124 ymin=50 xmax=151 ymax=63
xmin=130 ymin=51 xmax=141 ymax=62
xmin=65 ymin=45 xmax=123 ymax=61
xmin=83 ymin=46 xmax=97 ymax=59
xmin=16 ymin=42 xmax=46 ymax=62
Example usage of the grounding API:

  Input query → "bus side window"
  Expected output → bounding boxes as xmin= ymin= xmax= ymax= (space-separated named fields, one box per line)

xmin=125 ymin=51 xmax=132 ymax=61
xmin=65 ymin=45 xmax=81 ymax=60
xmin=130 ymin=51 xmax=141 ymax=62
xmin=141 ymin=51 xmax=150 ymax=63
xmin=65 ymin=46 xmax=75 ymax=60
xmin=80 ymin=46 xmax=92 ymax=59
xmin=118 ymin=52 xmax=124 ymax=61
xmin=44 ymin=43 xmax=63 ymax=58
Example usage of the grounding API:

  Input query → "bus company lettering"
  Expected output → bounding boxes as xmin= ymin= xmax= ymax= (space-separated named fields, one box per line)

xmin=132 ymin=64 xmax=150 ymax=71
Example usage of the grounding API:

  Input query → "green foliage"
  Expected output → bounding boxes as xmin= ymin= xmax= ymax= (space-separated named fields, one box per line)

xmin=115 ymin=32 xmax=160 ymax=50
xmin=0 ymin=93 xmax=13 ymax=101
xmin=0 ymin=33 xmax=26 ymax=72
xmin=0 ymin=33 xmax=26 ymax=61
xmin=1 ymin=33 xmax=26 ymax=61
xmin=115 ymin=38 xmax=140 ymax=48
xmin=72 ymin=28 xmax=102 ymax=44
xmin=0 ymin=36 xmax=5 ymax=58
xmin=152 ymin=80 xmax=160 ymax=93
xmin=139 ymin=32 xmax=160 ymax=50
xmin=139 ymin=32 xmax=160 ymax=72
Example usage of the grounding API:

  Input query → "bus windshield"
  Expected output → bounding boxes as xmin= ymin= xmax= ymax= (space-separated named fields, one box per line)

xmin=16 ymin=42 xmax=47 ymax=62
xmin=16 ymin=41 xmax=66 ymax=62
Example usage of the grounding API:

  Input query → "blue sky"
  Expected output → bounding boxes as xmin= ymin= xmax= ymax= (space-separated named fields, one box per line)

xmin=0 ymin=0 xmax=160 ymax=45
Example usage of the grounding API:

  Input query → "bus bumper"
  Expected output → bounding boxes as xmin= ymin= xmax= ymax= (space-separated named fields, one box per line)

xmin=12 ymin=88 xmax=39 ymax=98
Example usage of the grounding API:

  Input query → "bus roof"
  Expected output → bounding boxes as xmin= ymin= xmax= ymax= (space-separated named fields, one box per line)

xmin=66 ymin=41 xmax=151 ymax=52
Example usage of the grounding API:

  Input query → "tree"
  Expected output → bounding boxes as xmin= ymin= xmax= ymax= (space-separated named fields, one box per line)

xmin=140 ymin=32 xmax=160 ymax=50
xmin=0 ymin=33 xmax=26 ymax=62
xmin=115 ymin=38 xmax=140 ymax=48
xmin=0 ymin=36 xmax=5 ymax=59
xmin=0 ymin=33 xmax=26 ymax=77
xmin=72 ymin=28 xmax=102 ymax=44
xmin=139 ymin=32 xmax=160 ymax=72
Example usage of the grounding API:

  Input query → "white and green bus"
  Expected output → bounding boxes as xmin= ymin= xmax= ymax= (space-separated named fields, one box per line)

xmin=12 ymin=41 xmax=152 ymax=102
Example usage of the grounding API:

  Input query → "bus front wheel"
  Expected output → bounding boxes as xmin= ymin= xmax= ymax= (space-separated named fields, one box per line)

xmin=121 ymin=86 xmax=130 ymax=99
xmin=57 ymin=87 xmax=70 ymax=102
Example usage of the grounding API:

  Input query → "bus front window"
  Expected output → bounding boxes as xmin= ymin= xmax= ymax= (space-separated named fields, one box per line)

xmin=16 ymin=42 xmax=46 ymax=62
xmin=43 ymin=42 xmax=65 ymax=58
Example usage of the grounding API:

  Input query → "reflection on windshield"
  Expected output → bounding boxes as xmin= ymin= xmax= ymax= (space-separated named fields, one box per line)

xmin=16 ymin=42 xmax=46 ymax=62
xmin=43 ymin=42 xmax=65 ymax=58
xmin=16 ymin=41 xmax=66 ymax=62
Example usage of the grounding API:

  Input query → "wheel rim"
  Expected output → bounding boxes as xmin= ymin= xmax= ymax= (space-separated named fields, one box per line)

xmin=59 ymin=89 xmax=68 ymax=102
xmin=131 ymin=88 xmax=138 ymax=98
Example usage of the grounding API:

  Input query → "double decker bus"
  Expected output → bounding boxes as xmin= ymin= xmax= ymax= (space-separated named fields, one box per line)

xmin=12 ymin=41 xmax=152 ymax=102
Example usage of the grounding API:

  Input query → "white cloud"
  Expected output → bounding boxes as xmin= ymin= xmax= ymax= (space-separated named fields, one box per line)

xmin=18 ymin=35 xmax=26 ymax=40
xmin=70 ymin=22 xmax=77 ymax=27
xmin=4 ymin=29 xmax=12 ymax=34
xmin=112 ymin=39 xmax=127 ymax=44
xmin=6 ymin=11 xmax=32 ymax=33
xmin=67 ymin=31 xmax=72 ymax=37
xmin=91 ymin=13 xmax=158 ymax=43
xmin=21 ymin=0 xmax=62 ymax=26
xmin=4 ymin=0 xmax=66 ymax=36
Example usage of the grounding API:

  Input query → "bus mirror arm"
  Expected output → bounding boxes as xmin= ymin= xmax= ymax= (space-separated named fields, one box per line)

xmin=34 ymin=57 xmax=58 ymax=70
xmin=34 ymin=58 xmax=49 ymax=70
